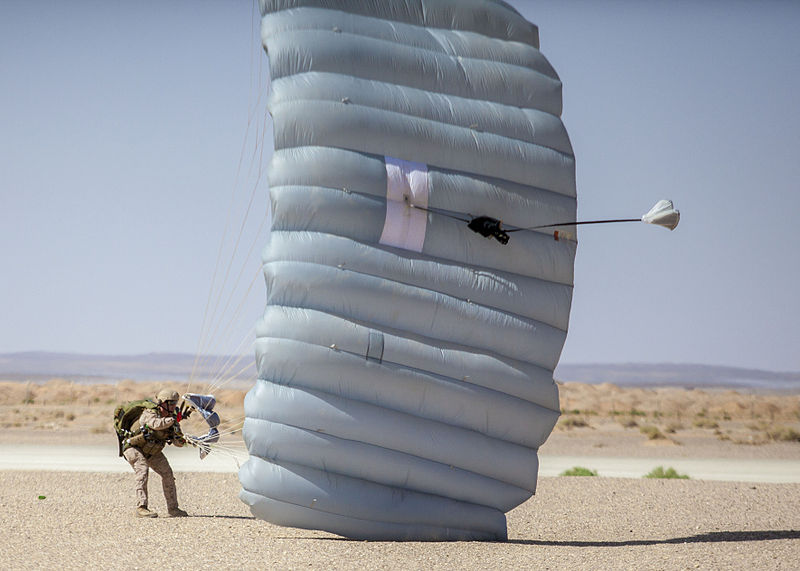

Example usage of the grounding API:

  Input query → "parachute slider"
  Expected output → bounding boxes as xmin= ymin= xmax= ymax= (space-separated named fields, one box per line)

xmin=181 ymin=393 xmax=220 ymax=460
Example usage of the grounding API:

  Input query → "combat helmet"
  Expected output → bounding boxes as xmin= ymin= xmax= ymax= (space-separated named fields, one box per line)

xmin=156 ymin=388 xmax=180 ymax=404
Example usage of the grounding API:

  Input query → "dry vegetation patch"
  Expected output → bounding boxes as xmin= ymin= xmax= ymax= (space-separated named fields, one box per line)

xmin=555 ymin=382 xmax=800 ymax=447
xmin=1 ymin=379 xmax=798 ymax=452
xmin=0 ymin=379 xmax=246 ymax=443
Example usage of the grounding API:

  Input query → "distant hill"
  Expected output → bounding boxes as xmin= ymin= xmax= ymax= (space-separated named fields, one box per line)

xmin=0 ymin=352 xmax=800 ymax=391
xmin=555 ymin=363 xmax=800 ymax=391
xmin=1 ymin=352 xmax=798 ymax=391
xmin=0 ymin=351 xmax=253 ymax=386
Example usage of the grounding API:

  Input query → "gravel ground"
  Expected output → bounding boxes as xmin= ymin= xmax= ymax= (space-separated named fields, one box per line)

xmin=2 ymin=471 xmax=798 ymax=570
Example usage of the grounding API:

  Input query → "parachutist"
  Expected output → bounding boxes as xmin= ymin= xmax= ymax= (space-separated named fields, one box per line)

xmin=116 ymin=388 xmax=189 ymax=518
xmin=467 ymin=216 xmax=510 ymax=245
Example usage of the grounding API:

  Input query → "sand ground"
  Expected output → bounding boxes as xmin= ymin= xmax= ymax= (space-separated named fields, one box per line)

xmin=2 ymin=471 xmax=798 ymax=570
xmin=2 ymin=380 xmax=799 ymax=569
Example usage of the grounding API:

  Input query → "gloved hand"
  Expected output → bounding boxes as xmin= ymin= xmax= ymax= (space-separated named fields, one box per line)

xmin=176 ymin=403 xmax=193 ymax=422
xmin=169 ymin=423 xmax=186 ymax=447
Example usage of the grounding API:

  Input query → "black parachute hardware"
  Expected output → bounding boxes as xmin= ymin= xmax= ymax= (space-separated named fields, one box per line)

xmin=467 ymin=216 xmax=510 ymax=245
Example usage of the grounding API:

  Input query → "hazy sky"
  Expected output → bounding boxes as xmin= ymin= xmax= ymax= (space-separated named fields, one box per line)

xmin=2 ymin=1 xmax=799 ymax=372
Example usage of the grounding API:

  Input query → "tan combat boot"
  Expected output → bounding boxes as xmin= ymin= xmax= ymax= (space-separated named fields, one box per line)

xmin=136 ymin=506 xmax=158 ymax=518
xmin=167 ymin=507 xmax=188 ymax=517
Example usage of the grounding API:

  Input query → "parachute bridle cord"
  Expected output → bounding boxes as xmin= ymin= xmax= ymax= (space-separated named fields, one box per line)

xmin=508 ymin=218 xmax=641 ymax=232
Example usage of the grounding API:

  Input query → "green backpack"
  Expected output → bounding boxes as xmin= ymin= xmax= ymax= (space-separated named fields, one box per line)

xmin=113 ymin=399 xmax=158 ymax=456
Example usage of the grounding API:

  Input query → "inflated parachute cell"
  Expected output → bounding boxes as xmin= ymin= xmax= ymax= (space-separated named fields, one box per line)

xmin=240 ymin=0 xmax=576 ymax=541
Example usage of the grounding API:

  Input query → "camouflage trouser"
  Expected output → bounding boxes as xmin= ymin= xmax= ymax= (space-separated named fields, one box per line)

xmin=123 ymin=447 xmax=178 ymax=510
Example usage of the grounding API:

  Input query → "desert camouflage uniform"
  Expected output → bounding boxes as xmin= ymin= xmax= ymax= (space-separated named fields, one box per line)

xmin=122 ymin=408 xmax=184 ymax=510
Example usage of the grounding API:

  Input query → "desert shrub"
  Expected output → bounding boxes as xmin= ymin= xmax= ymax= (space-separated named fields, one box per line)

xmin=560 ymin=466 xmax=598 ymax=477
xmin=561 ymin=408 xmax=597 ymax=416
xmin=560 ymin=417 xmax=590 ymax=429
xmin=664 ymin=422 xmax=683 ymax=434
xmin=644 ymin=466 xmax=689 ymax=479
xmin=715 ymin=430 xmax=731 ymax=441
xmin=766 ymin=427 xmax=800 ymax=442
xmin=693 ymin=418 xmax=719 ymax=429
xmin=66 ymin=413 xmax=76 ymax=421
xmin=90 ymin=425 xmax=108 ymax=434
xmin=639 ymin=425 xmax=666 ymax=440
xmin=619 ymin=418 xmax=639 ymax=429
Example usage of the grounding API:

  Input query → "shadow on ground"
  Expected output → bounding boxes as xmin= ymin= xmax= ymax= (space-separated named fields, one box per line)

xmin=288 ymin=530 xmax=800 ymax=545
xmin=508 ymin=529 xmax=800 ymax=547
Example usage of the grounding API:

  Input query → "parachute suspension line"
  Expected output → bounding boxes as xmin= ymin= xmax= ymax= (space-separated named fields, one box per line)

xmin=206 ymin=352 xmax=257 ymax=395
xmin=190 ymin=63 xmax=270 ymax=388
xmin=207 ymin=432 xmax=247 ymax=446
xmin=183 ymin=433 xmax=246 ymax=460
xmin=204 ymin=339 xmax=256 ymax=395
xmin=204 ymin=441 xmax=246 ymax=458
xmin=191 ymin=181 xmax=263 ymax=380
xmin=213 ymin=415 xmax=247 ymax=434
xmin=197 ymin=443 xmax=247 ymax=462
xmin=198 ymin=344 xmax=255 ymax=400
xmin=193 ymin=96 xmax=269 ymax=363
xmin=248 ymin=0 xmax=259 ymax=106
xmin=204 ymin=443 xmax=248 ymax=455
xmin=194 ymin=263 xmax=262 ymax=386
xmin=198 ymin=269 xmax=261 ymax=383
xmin=190 ymin=52 xmax=268 ymax=387
xmin=248 ymin=92 xmax=271 ymax=184
xmin=210 ymin=422 xmax=246 ymax=440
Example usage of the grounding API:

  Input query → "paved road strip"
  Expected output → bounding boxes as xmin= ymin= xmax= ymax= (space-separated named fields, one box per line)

xmin=2 ymin=445 xmax=799 ymax=483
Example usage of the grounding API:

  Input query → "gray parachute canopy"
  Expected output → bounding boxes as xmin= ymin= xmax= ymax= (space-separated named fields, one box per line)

xmin=239 ymin=0 xmax=575 ymax=541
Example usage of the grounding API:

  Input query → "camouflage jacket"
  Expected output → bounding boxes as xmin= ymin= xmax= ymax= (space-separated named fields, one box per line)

xmin=131 ymin=409 xmax=184 ymax=457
